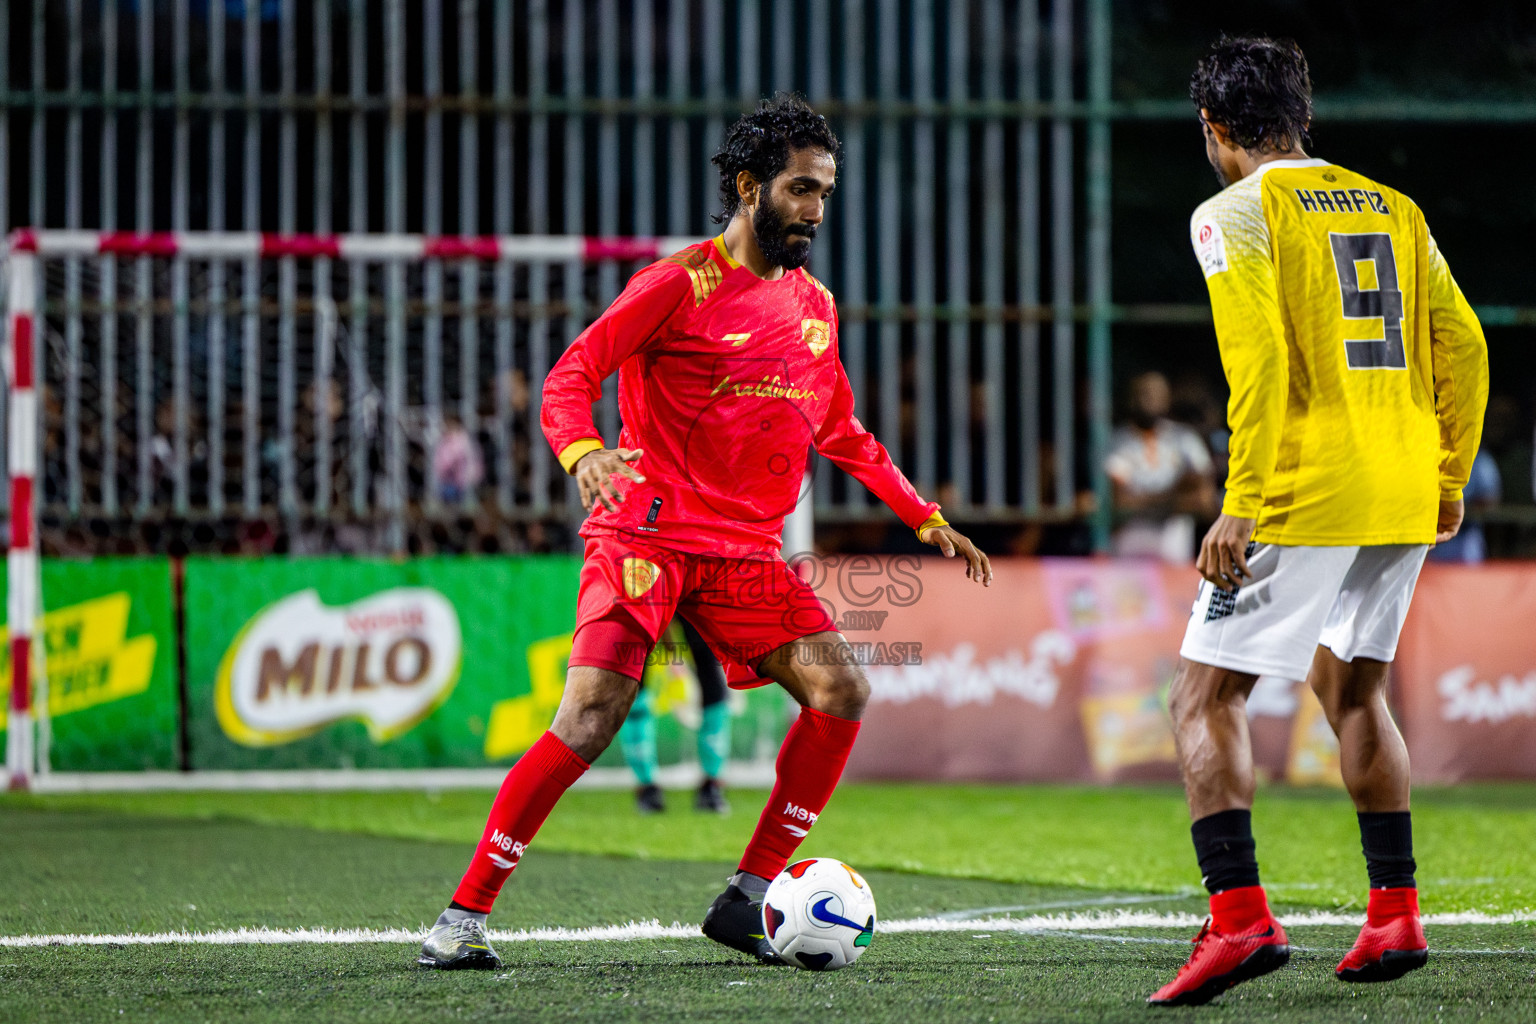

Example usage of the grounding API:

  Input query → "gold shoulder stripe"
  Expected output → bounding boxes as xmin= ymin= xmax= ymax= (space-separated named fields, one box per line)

xmin=660 ymin=246 xmax=724 ymax=306
xmin=661 ymin=246 xmax=710 ymax=270
xmin=695 ymin=259 xmax=723 ymax=304
xmin=802 ymin=269 xmax=834 ymax=304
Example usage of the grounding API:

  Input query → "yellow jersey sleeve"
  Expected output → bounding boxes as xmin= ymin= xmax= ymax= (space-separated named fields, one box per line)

xmin=1190 ymin=177 xmax=1287 ymax=520
xmin=1424 ymin=232 xmax=1489 ymax=501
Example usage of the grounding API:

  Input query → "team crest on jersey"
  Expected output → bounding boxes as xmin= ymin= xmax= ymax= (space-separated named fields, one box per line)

xmin=1194 ymin=218 xmax=1228 ymax=278
xmin=621 ymin=558 xmax=661 ymax=599
xmin=802 ymin=318 xmax=831 ymax=358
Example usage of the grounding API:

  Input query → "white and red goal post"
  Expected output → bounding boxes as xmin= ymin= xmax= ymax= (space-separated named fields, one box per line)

xmin=2 ymin=227 xmax=703 ymax=791
xmin=5 ymin=238 xmax=39 ymax=789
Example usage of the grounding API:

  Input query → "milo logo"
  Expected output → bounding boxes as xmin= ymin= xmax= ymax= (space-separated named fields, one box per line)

xmin=214 ymin=588 xmax=462 ymax=746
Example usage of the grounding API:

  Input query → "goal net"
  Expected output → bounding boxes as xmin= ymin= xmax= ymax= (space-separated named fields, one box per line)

xmin=3 ymin=229 xmax=791 ymax=789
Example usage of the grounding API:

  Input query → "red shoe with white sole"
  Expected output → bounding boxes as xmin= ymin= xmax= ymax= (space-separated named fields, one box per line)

xmin=1337 ymin=887 xmax=1428 ymax=983
xmin=1148 ymin=886 xmax=1291 ymax=1007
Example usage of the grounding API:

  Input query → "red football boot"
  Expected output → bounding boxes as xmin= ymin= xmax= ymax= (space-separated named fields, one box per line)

xmin=1148 ymin=886 xmax=1291 ymax=1007
xmin=1337 ymin=887 xmax=1428 ymax=983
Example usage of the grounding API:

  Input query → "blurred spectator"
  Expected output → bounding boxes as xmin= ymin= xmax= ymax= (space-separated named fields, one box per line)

xmin=1168 ymin=371 xmax=1231 ymax=491
xmin=432 ymin=413 xmax=485 ymax=503
xmin=1105 ymin=371 xmax=1216 ymax=562
xmin=1429 ymin=448 xmax=1501 ymax=564
xmin=1481 ymin=394 xmax=1533 ymax=506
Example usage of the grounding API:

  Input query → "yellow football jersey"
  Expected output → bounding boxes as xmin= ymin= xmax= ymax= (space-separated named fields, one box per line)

xmin=1190 ymin=158 xmax=1488 ymax=545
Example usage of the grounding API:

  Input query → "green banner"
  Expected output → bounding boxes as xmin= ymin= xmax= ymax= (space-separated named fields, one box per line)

xmin=182 ymin=556 xmax=790 ymax=771
xmin=0 ymin=558 xmax=179 ymax=771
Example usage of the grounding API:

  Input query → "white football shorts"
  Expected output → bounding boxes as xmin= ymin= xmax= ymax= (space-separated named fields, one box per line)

xmin=1179 ymin=543 xmax=1430 ymax=681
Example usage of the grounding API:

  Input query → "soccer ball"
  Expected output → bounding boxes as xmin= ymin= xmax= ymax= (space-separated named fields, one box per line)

xmin=761 ymin=857 xmax=877 ymax=970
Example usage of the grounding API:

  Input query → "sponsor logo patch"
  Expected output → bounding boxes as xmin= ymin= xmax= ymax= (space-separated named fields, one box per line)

xmin=622 ymin=558 xmax=661 ymax=599
xmin=1194 ymin=218 xmax=1228 ymax=278
xmin=802 ymin=318 xmax=831 ymax=358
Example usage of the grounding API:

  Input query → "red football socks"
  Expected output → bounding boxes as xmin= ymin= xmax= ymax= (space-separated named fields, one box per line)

xmin=1210 ymin=885 xmax=1274 ymax=932
xmin=451 ymin=732 xmax=590 ymax=914
xmin=737 ymin=706 xmax=861 ymax=880
xmin=1366 ymin=886 xmax=1419 ymax=923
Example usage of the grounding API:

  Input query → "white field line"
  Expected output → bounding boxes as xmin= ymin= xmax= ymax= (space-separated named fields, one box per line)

xmin=3 ymin=909 xmax=1533 ymax=949
xmin=27 ymin=764 xmax=778 ymax=794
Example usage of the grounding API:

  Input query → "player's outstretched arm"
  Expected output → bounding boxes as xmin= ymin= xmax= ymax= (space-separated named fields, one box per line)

xmin=812 ymin=335 xmax=991 ymax=583
xmin=917 ymin=521 xmax=993 ymax=586
xmin=573 ymin=447 xmax=646 ymax=513
xmin=541 ymin=263 xmax=692 ymax=474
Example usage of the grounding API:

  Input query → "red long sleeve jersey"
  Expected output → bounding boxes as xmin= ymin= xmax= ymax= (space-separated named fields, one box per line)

xmin=541 ymin=237 xmax=941 ymax=557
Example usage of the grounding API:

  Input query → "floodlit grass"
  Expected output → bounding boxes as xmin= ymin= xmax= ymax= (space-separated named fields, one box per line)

xmin=2 ymin=785 xmax=1533 ymax=1023
xmin=11 ymin=782 xmax=1535 ymax=913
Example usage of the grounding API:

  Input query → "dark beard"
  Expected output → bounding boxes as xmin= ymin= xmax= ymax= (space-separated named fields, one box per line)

xmin=753 ymin=196 xmax=816 ymax=270
xmin=1208 ymin=150 xmax=1232 ymax=189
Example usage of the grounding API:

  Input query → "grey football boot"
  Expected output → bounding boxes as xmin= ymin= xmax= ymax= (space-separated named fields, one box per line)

xmin=417 ymin=914 xmax=503 ymax=970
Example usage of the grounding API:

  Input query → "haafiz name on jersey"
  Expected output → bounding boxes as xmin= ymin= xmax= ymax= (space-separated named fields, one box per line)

xmin=614 ymin=640 xmax=922 ymax=667
xmin=1294 ymin=187 xmax=1391 ymax=215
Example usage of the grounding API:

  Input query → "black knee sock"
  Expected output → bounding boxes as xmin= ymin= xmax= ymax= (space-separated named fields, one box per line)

xmin=1191 ymin=809 xmax=1261 ymax=895
xmin=1358 ymin=811 xmax=1416 ymax=889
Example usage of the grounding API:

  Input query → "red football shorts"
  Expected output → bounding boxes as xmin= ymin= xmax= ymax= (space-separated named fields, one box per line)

xmin=569 ymin=534 xmax=836 ymax=688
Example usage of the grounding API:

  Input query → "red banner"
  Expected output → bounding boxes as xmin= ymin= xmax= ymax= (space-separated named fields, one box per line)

xmin=1395 ymin=564 xmax=1536 ymax=781
xmin=810 ymin=557 xmax=1527 ymax=784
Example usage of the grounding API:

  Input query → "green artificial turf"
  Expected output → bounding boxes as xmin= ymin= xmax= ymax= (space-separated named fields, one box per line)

xmin=5 ymin=930 xmax=1536 ymax=1024
xmin=10 ymin=782 xmax=1534 ymax=913
xmin=2 ymin=786 xmax=1533 ymax=1023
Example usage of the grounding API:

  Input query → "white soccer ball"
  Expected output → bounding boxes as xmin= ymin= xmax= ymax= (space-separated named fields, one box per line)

xmin=761 ymin=857 xmax=877 ymax=970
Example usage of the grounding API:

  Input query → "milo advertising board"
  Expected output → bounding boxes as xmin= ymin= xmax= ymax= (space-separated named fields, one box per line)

xmin=0 ymin=559 xmax=178 ymax=770
xmin=183 ymin=557 xmax=791 ymax=771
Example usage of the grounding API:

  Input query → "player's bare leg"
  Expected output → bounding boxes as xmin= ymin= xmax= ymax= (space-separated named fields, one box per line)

xmin=1308 ymin=647 xmax=1426 ymax=982
xmin=419 ymin=667 xmax=640 ymax=970
xmin=549 ymin=666 xmax=643 ymax=763
xmin=700 ymin=631 xmax=868 ymax=964
xmin=1150 ymin=658 xmax=1290 ymax=1006
xmin=1168 ymin=659 xmax=1259 ymax=820
xmin=1308 ymin=650 xmax=1408 ymax=812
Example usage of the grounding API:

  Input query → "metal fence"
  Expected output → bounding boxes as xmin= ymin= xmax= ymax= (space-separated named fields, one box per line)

xmin=4 ymin=0 xmax=1114 ymax=551
xmin=22 ymin=232 xmax=711 ymax=555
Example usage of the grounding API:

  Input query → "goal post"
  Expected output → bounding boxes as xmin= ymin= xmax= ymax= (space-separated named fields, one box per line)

xmin=6 ymin=241 xmax=38 ymax=790
xmin=3 ymin=228 xmax=726 ymax=791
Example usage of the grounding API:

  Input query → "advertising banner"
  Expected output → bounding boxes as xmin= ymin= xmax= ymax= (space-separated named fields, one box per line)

xmin=817 ymin=556 xmax=1341 ymax=785
xmin=0 ymin=559 xmax=178 ymax=770
xmin=18 ymin=555 xmax=1529 ymax=781
xmin=182 ymin=557 xmax=790 ymax=771
xmin=1395 ymin=564 xmax=1536 ymax=781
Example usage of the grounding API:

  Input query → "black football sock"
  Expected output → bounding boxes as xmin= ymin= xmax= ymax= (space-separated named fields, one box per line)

xmin=1358 ymin=811 xmax=1416 ymax=889
xmin=1191 ymin=809 xmax=1261 ymax=895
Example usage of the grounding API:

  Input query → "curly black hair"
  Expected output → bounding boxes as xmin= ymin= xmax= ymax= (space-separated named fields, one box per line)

xmin=1190 ymin=36 xmax=1313 ymax=153
xmin=710 ymin=92 xmax=841 ymax=223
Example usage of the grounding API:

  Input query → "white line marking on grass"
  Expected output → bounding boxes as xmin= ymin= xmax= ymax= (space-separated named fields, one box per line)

xmin=886 ymin=910 xmax=1536 ymax=932
xmin=4 ymin=909 xmax=1533 ymax=949
xmin=935 ymin=893 xmax=1195 ymax=920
